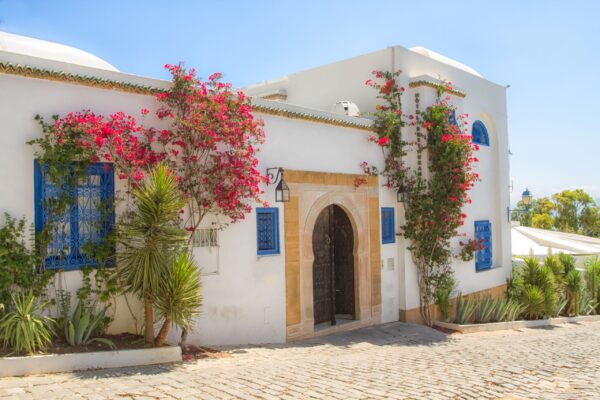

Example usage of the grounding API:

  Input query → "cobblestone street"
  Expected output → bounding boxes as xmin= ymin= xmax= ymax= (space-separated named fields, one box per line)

xmin=1 ymin=321 xmax=600 ymax=399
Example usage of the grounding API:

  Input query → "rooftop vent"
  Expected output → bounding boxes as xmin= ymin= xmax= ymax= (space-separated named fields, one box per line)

xmin=333 ymin=101 xmax=360 ymax=117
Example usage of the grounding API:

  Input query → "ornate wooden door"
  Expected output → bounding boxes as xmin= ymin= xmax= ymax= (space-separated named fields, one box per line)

xmin=312 ymin=205 xmax=355 ymax=326
xmin=312 ymin=206 xmax=334 ymax=325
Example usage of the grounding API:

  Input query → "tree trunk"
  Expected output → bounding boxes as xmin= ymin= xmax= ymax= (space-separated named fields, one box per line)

xmin=144 ymin=295 xmax=155 ymax=346
xmin=180 ymin=327 xmax=189 ymax=352
xmin=155 ymin=318 xmax=171 ymax=347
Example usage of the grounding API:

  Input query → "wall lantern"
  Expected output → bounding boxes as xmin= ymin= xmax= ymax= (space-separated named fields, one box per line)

xmin=267 ymin=167 xmax=290 ymax=202
xmin=396 ymin=183 xmax=408 ymax=203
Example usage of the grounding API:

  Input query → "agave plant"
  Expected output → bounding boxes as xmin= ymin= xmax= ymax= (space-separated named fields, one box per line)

xmin=64 ymin=301 xmax=115 ymax=349
xmin=454 ymin=293 xmax=477 ymax=325
xmin=504 ymin=300 xmax=524 ymax=321
xmin=117 ymin=164 xmax=188 ymax=345
xmin=474 ymin=295 xmax=495 ymax=323
xmin=490 ymin=298 xmax=509 ymax=322
xmin=578 ymin=292 xmax=597 ymax=316
xmin=585 ymin=260 xmax=600 ymax=313
xmin=0 ymin=292 xmax=55 ymax=354
xmin=154 ymin=252 xmax=202 ymax=347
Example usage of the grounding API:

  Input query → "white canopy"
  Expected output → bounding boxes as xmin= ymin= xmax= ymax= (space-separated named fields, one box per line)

xmin=512 ymin=224 xmax=600 ymax=257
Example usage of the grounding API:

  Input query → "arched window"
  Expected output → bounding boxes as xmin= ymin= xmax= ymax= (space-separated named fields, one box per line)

xmin=472 ymin=120 xmax=489 ymax=146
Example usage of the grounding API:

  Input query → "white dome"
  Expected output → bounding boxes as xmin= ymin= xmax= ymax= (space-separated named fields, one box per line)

xmin=0 ymin=31 xmax=118 ymax=71
xmin=410 ymin=46 xmax=482 ymax=78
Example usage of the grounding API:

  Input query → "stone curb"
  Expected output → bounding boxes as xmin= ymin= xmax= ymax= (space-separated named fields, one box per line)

xmin=435 ymin=314 xmax=600 ymax=333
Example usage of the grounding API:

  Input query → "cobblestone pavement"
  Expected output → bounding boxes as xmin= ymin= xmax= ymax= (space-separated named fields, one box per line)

xmin=2 ymin=321 xmax=600 ymax=399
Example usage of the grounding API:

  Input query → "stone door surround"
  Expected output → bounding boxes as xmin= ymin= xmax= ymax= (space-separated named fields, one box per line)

xmin=283 ymin=170 xmax=381 ymax=340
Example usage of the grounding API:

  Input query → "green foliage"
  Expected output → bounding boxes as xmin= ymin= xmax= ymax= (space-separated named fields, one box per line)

xmin=558 ymin=253 xmax=576 ymax=275
xmin=504 ymin=300 xmax=525 ymax=322
xmin=0 ymin=214 xmax=54 ymax=308
xmin=513 ymin=189 xmax=600 ymax=237
xmin=584 ymin=259 xmax=600 ymax=313
xmin=434 ymin=275 xmax=456 ymax=322
xmin=508 ymin=257 xmax=558 ymax=319
xmin=64 ymin=301 xmax=115 ymax=349
xmin=116 ymin=164 xmax=188 ymax=345
xmin=578 ymin=291 xmax=597 ymax=316
xmin=454 ymin=293 xmax=477 ymax=325
xmin=0 ymin=292 xmax=55 ymax=355
xmin=474 ymin=296 xmax=495 ymax=323
xmin=154 ymin=253 xmax=202 ymax=346
xmin=564 ymin=269 xmax=583 ymax=316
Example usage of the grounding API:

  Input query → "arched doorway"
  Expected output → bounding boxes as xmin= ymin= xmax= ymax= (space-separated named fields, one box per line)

xmin=312 ymin=204 xmax=355 ymax=327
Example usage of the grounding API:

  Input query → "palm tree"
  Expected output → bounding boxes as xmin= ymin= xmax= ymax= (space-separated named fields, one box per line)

xmin=117 ymin=164 xmax=187 ymax=345
xmin=154 ymin=252 xmax=202 ymax=347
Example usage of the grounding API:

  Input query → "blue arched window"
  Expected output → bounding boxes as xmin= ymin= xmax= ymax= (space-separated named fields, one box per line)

xmin=472 ymin=120 xmax=489 ymax=146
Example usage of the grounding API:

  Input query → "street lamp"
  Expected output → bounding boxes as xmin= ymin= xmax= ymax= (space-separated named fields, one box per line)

xmin=266 ymin=167 xmax=290 ymax=202
xmin=396 ymin=183 xmax=408 ymax=203
xmin=507 ymin=188 xmax=533 ymax=222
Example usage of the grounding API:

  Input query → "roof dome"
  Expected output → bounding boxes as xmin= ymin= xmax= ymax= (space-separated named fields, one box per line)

xmin=409 ymin=46 xmax=482 ymax=78
xmin=0 ymin=31 xmax=118 ymax=71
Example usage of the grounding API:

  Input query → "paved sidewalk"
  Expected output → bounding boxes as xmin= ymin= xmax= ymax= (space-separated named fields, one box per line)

xmin=1 ymin=321 xmax=600 ymax=399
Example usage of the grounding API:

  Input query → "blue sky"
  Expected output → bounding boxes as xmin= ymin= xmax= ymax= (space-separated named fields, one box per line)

xmin=1 ymin=0 xmax=599 ymax=204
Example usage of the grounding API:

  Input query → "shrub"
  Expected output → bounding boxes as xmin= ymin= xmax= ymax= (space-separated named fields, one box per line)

xmin=0 ymin=292 xmax=54 ymax=354
xmin=564 ymin=269 xmax=583 ymax=315
xmin=508 ymin=257 xmax=558 ymax=319
xmin=0 ymin=214 xmax=53 ymax=308
xmin=585 ymin=259 xmax=600 ymax=313
xmin=454 ymin=293 xmax=477 ymax=325
xmin=434 ymin=275 xmax=456 ymax=322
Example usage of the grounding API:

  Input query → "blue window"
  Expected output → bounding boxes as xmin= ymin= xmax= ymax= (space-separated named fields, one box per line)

xmin=449 ymin=110 xmax=458 ymax=126
xmin=256 ymin=208 xmax=279 ymax=255
xmin=34 ymin=162 xmax=115 ymax=271
xmin=472 ymin=120 xmax=490 ymax=146
xmin=475 ymin=220 xmax=492 ymax=271
xmin=381 ymin=207 xmax=395 ymax=244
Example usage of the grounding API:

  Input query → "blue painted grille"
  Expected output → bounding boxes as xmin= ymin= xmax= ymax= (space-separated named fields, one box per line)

xmin=475 ymin=220 xmax=492 ymax=271
xmin=256 ymin=208 xmax=279 ymax=255
xmin=381 ymin=207 xmax=395 ymax=244
xmin=34 ymin=162 xmax=115 ymax=270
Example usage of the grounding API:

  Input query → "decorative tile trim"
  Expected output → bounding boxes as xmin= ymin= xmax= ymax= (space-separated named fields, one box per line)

xmin=0 ymin=61 xmax=161 ymax=95
xmin=409 ymin=80 xmax=467 ymax=98
xmin=0 ymin=61 xmax=375 ymax=131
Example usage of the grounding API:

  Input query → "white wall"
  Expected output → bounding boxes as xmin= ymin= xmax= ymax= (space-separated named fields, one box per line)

xmin=247 ymin=45 xmax=512 ymax=311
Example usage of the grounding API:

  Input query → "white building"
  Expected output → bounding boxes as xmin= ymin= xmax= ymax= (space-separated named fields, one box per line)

xmin=0 ymin=32 xmax=512 ymax=345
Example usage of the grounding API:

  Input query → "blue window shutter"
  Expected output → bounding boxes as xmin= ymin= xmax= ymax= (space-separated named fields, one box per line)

xmin=472 ymin=120 xmax=490 ymax=146
xmin=256 ymin=208 xmax=280 ymax=255
xmin=381 ymin=207 xmax=395 ymax=244
xmin=35 ymin=162 xmax=115 ymax=271
xmin=475 ymin=220 xmax=492 ymax=271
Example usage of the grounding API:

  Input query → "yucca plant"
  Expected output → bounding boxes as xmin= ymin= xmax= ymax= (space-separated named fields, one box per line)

xmin=64 ymin=301 xmax=115 ymax=349
xmin=544 ymin=254 xmax=564 ymax=281
xmin=585 ymin=260 xmax=600 ymax=313
xmin=474 ymin=295 xmax=495 ymax=323
xmin=564 ymin=269 xmax=583 ymax=316
xmin=0 ymin=292 xmax=54 ymax=355
xmin=154 ymin=253 xmax=202 ymax=347
xmin=559 ymin=253 xmax=577 ymax=275
xmin=117 ymin=164 xmax=188 ymax=345
xmin=454 ymin=293 xmax=477 ymax=325
xmin=521 ymin=286 xmax=545 ymax=319
xmin=550 ymin=294 xmax=568 ymax=318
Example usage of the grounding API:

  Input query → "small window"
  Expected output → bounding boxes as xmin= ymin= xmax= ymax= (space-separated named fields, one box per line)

xmin=381 ymin=207 xmax=395 ymax=244
xmin=34 ymin=162 xmax=115 ymax=270
xmin=472 ymin=120 xmax=490 ymax=146
xmin=449 ymin=110 xmax=458 ymax=126
xmin=192 ymin=228 xmax=219 ymax=247
xmin=256 ymin=208 xmax=280 ymax=255
xmin=475 ymin=220 xmax=492 ymax=271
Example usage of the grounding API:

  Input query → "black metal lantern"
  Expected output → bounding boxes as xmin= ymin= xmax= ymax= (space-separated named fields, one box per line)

xmin=397 ymin=183 xmax=407 ymax=203
xmin=267 ymin=167 xmax=290 ymax=203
